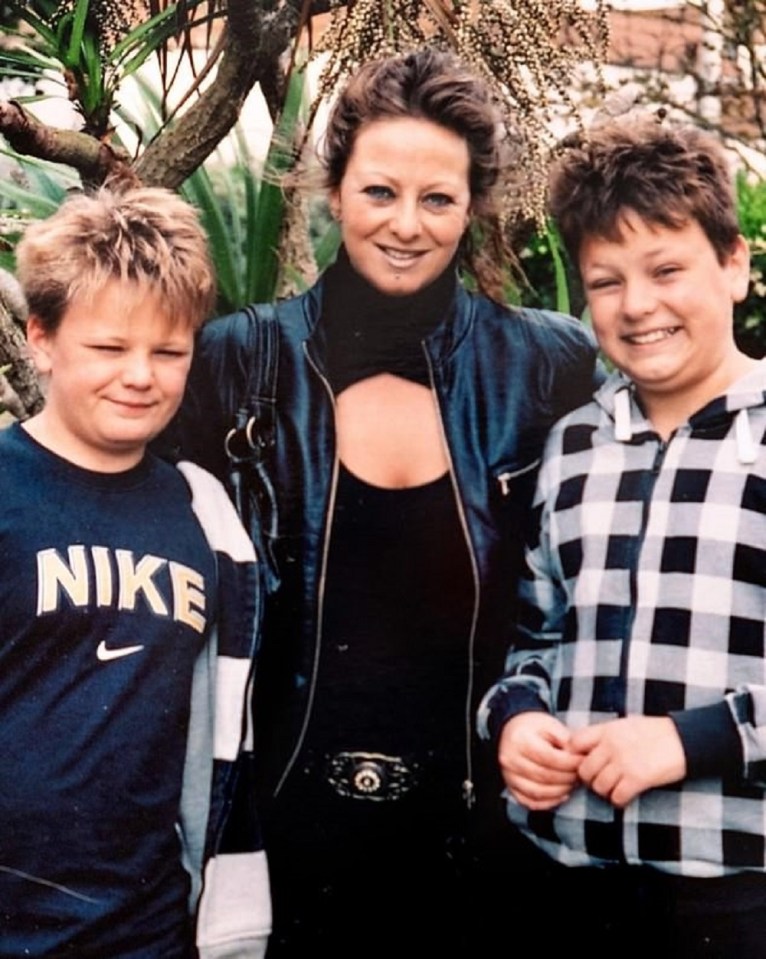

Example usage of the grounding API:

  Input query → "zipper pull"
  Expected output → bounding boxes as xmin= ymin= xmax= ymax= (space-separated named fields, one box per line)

xmin=462 ymin=778 xmax=475 ymax=808
xmin=497 ymin=472 xmax=512 ymax=496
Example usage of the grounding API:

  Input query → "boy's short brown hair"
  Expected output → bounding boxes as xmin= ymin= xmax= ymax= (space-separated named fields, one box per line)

xmin=16 ymin=187 xmax=216 ymax=333
xmin=549 ymin=116 xmax=740 ymax=266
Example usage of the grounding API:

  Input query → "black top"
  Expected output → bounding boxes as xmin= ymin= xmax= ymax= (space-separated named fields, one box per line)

xmin=309 ymin=464 xmax=473 ymax=796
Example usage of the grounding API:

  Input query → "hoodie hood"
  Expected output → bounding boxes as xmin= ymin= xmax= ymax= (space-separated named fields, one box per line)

xmin=594 ymin=361 xmax=766 ymax=464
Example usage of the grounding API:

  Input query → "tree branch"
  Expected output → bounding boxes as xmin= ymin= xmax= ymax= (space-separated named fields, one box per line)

xmin=0 ymin=100 xmax=132 ymax=186
xmin=135 ymin=0 xmax=308 ymax=188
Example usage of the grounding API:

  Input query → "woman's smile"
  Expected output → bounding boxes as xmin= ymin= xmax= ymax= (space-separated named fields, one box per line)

xmin=331 ymin=116 xmax=472 ymax=296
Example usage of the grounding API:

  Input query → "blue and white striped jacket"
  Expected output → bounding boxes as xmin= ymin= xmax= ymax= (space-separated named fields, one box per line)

xmin=178 ymin=461 xmax=270 ymax=957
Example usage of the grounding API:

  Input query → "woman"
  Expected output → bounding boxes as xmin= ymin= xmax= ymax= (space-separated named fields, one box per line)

xmin=172 ymin=49 xmax=599 ymax=955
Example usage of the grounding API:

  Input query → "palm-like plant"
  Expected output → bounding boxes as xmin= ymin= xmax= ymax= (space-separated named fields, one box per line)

xmin=0 ymin=0 xmax=216 ymax=139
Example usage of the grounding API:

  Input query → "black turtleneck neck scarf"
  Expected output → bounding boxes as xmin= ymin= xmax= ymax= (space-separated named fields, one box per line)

xmin=321 ymin=246 xmax=458 ymax=395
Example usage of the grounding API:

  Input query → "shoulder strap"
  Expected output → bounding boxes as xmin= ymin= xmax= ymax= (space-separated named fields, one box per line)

xmin=224 ymin=303 xmax=278 ymax=462
xmin=223 ymin=303 xmax=281 ymax=592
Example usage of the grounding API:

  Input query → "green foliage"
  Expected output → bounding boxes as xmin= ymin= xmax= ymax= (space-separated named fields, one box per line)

xmin=1 ymin=0 xmax=191 ymax=137
xmin=516 ymin=226 xmax=583 ymax=316
xmin=245 ymin=66 xmax=307 ymax=305
xmin=0 ymin=150 xmax=77 ymax=272
xmin=734 ymin=174 xmax=766 ymax=359
xmin=117 ymin=76 xmax=266 ymax=312
xmin=123 ymin=67 xmax=346 ymax=312
xmin=0 ymin=62 xmax=322 ymax=314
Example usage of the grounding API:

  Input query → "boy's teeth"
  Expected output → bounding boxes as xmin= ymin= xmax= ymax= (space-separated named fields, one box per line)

xmin=629 ymin=328 xmax=677 ymax=345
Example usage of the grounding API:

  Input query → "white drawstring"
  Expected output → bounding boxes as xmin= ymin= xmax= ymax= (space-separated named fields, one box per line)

xmin=735 ymin=408 xmax=758 ymax=464
xmin=614 ymin=387 xmax=632 ymax=442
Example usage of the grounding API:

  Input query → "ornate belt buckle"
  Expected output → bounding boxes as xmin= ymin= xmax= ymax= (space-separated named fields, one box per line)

xmin=326 ymin=751 xmax=417 ymax=801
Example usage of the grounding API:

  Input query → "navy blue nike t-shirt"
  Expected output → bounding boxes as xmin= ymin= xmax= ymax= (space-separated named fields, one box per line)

xmin=0 ymin=424 xmax=216 ymax=958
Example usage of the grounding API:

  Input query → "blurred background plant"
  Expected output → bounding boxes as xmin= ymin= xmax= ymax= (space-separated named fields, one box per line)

xmin=733 ymin=174 xmax=766 ymax=357
xmin=0 ymin=0 xmax=611 ymax=282
xmin=0 ymin=0 xmax=611 ymax=416
xmin=0 ymin=1 xmax=764 ymax=418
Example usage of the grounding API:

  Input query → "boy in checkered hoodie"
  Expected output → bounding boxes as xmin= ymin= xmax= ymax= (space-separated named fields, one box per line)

xmin=479 ymin=118 xmax=766 ymax=956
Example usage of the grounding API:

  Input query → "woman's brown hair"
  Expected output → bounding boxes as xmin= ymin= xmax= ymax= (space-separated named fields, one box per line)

xmin=323 ymin=48 xmax=514 ymax=301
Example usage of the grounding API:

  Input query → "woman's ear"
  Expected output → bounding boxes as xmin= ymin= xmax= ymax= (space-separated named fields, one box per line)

xmin=329 ymin=188 xmax=342 ymax=222
xmin=462 ymin=200 xmax=474 ymax=233
xmin=26 ymin=313 xmax=54 ymax=375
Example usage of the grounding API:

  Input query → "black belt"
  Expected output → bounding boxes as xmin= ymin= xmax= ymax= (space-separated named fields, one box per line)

xmin=326 ymin=750 xmax=419 ymax=802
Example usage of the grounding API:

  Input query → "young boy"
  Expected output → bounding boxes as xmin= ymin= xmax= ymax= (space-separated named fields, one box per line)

xmin=1 ymin=189 xmax=269 ymax=957
xmin=479 ymin=118 xmax=766 ymax=956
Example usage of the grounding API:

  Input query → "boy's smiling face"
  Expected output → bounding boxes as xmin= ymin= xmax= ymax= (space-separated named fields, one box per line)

xmin=580 ymin=212 xmax=752 ymax=431
xmin=26 ymin=279 xmax=193 ymax=472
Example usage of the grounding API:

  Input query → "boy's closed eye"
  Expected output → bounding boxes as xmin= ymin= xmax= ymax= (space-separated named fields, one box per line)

xmin=155 ymin=348 xmax=190 ymax=358
xmin=654 ymin=264 xmax=681 ymax=279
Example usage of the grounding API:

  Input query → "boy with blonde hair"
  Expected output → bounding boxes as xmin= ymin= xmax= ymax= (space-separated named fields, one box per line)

xmin=1 ymin=188 xmax=269 ymax=957
xmin=481 ymin=119 xmax=766 ymax=956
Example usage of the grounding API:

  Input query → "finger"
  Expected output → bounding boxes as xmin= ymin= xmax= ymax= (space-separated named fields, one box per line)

xmin=576 ymin=746 xmax=611 ymax=787
xmin=610 ymin=777 xmax=641 ymax=809
xmin=509 ymin=779 xmax=573 ymax=810
xmin=506 ymin=757 xmax=579 ymax=787
xmin=541 ymin=722 xmax=573 ymax=751
xmin=499 ymin=739 xmax=580 ymax=779
xmin=590 ymin=762 xmax=622 ymax=800
xmin=504 ymin=747 xmax=580 ymax=781
xmin=509 ymin=775 xmax=573 ymax=801
xmin=526 ymin=740 xmax=582 ymax=773
xmin=513 ymin=793 xmax=571 ymax=812
xmin=570 ymin=724 xmax=604 ymax=754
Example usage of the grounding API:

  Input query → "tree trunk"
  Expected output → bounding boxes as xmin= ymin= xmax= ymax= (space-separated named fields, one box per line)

xmin=0 ymin=305 xmax=42 ymax=419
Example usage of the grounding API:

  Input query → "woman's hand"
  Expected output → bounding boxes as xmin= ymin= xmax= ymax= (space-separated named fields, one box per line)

xmin=498 ymin=712 xmax=580 ymax=811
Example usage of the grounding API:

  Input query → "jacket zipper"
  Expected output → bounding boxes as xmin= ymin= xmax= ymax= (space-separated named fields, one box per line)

xmin=423 ymin=343 xmax=481 ymax=809
xmin=273 ymin=343 xmax=340 ymax=797
xmin=619 ymin=437 xmax=668 ymax=707
xmin=614 ymin=434 xmax=667 ymax=862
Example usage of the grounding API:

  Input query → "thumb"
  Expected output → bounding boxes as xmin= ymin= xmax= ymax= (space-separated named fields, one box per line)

xmin=542 ymin=718 xmax=573 ymax=750
xmin=569 ymin=724 xmax=600 ymax=754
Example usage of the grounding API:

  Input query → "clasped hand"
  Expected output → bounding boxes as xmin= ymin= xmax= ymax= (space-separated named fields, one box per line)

xmin=498 ymin=712 xmax=687 ymax=811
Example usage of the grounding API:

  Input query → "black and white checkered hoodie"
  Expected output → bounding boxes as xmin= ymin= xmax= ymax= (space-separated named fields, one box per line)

xmin=479 ymin=363 xmax=766 ymax=877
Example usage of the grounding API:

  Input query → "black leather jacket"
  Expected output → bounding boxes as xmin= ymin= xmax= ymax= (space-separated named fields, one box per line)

xmin=171 ymin=278 xmax=600 ymax=804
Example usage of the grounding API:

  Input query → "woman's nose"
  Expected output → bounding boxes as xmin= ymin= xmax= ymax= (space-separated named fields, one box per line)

xmin=389 ymin=199 xmax=422 ymax=240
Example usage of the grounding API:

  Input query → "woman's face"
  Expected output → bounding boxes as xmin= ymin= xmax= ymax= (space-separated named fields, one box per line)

xmin=330 ymin=117 xmax=472 ymax=296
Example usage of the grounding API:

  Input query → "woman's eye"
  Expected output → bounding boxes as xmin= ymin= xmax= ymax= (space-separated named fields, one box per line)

xmin=363 ymin=185 xmax=394 ymax=201
xmin=423 ymin=193 xmax=453 ymax=209
xmin=91 ymin=344 xmax=122 ymax=353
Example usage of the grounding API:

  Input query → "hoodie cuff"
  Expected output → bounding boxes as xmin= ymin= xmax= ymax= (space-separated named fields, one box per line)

xmin=485 ymin=688 xmax=550 ymax=744
xmin=669 ymin=701 xmax=742 ymax=780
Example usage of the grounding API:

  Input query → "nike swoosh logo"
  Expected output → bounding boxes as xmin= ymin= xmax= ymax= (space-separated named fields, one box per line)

xmin=96 ymin=640 xmax=145 ymax=662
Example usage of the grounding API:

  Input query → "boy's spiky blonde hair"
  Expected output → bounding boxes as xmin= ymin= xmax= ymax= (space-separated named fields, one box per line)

xmin=16 ymin=187 xmax=216 ymax=332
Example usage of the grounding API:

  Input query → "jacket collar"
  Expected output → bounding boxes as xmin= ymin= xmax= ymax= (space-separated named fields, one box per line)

xmin=303 ymin=277 xmax=475 ymax=374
